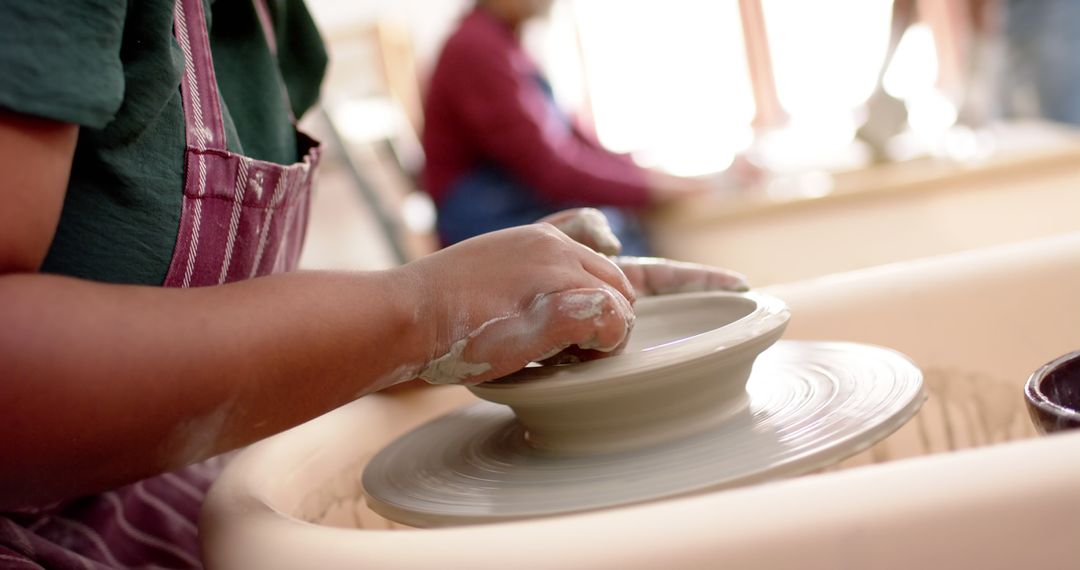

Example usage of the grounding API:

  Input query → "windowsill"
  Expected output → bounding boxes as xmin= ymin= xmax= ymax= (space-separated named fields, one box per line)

xmin=652 ymin=120 xmax=1080 ymax=227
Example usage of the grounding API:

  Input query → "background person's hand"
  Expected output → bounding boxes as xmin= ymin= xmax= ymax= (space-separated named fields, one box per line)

xmin=645 ymin=169 xmax=711 ymax=204
xmin=400 ymin=224 xmax=636 ymax=385
xmin=646 ymin=156 xmax=768 ymax=201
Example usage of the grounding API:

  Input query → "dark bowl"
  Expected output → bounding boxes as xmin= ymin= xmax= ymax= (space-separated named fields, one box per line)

xmin=1024 ymin=349 xmax=1080 ymax=435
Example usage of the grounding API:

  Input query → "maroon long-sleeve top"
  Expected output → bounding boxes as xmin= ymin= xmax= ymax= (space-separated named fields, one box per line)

xmin=421 ymin=7 xmax=651 ymax=207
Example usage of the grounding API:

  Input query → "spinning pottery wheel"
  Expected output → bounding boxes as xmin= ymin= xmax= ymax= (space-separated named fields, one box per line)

xmin=363 ymin=292 xmax=925 ymax=528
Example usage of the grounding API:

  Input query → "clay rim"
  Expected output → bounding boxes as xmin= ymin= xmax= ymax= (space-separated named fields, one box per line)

xmin=469 ymin=291 xmax=790 ymax=400
xmin=1025 ymin=349 xmax=1080 ymax=420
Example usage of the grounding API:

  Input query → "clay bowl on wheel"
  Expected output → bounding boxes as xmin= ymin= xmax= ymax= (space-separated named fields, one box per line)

xmin=361 ymin=291 xmax=924 ymax=528
xmin=469 ymin=291 xmax=790 ymax=455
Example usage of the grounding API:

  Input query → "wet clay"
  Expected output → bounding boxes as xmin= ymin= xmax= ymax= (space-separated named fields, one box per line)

xmin=545 ymin=208 xmax=622 ymax=256
xmin=419 ymin=287 xmax=633 ymax=385
xmin=419 ymin=335 xmax=495 ymax=385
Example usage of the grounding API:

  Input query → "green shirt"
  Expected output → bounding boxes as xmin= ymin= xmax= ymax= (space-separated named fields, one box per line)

xmin=0 ymin=0 xmax=327 ymax=285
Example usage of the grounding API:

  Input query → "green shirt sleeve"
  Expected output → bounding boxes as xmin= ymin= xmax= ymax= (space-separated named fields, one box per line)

xmin=0 ymin=0 xmax=127 ymax=128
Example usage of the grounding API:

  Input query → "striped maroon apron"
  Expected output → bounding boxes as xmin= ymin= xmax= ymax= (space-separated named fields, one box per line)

xmin=165 ymin=0 xmax=320 ymax=287
xmin=0 ymin=0 xmax=321 ymax=567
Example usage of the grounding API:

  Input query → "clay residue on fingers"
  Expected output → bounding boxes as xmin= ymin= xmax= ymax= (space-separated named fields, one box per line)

xmin=421 ymin=286 xmax=635 ymax=384
xmin=418 ymin=315 xmax=511 ymax=385
xmin=549 ymin=208 xmax=621 ymax=256
xmin=419 ymin=336 xmax=494 ymax=385
xmin=555 ymin=287 xmax=635 ymax=352
xmin=558 ymin=290 xmax=607 ymax=320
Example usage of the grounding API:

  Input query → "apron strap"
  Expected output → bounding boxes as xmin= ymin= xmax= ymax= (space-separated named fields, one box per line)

xmin=252 ymin=0 xmax=279 ymax=56
xmin=173 ymin=0 xmax=229 ymax=152
xmin=251 ymin=0 xmax=299 ymax=124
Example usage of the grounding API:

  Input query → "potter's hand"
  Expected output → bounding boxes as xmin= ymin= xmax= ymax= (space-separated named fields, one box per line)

xmin=536 ymin=209 xmax=750 ymax=296
xmin=402 ymin=224 xmax=635 ymax=386
xmin=536 ymin=208 xmax=621 ymax=256
xmin=613 ymin=257 xmax=749 ymax=297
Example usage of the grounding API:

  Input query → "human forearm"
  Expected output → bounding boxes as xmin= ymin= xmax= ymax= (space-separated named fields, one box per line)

xmin=0 ymin=224 xmax=639 ymax=511
xmin=0 ymin=269 xmax=422 ymax=508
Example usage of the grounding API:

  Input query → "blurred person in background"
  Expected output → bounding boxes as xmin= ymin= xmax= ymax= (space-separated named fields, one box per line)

xmin=421 ymin=0 xmax=755 ymax=255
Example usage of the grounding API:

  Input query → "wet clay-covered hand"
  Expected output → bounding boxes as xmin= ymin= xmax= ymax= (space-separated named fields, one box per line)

xmin=613 ymin=257 xmax=749 ymax=296
xmin=539 ymin=208 xmax=750 ymax=296
xmin=537 ymin=207 xmax=622 ymax=256
xmin=401 ymin=224 xmax=636 ymax=386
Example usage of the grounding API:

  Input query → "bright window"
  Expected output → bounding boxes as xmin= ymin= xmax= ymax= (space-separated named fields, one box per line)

xmin=762 ymin=0 xmax=893 ymax=117
xmin=570 ymin=0 xmax=755 ymax=176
